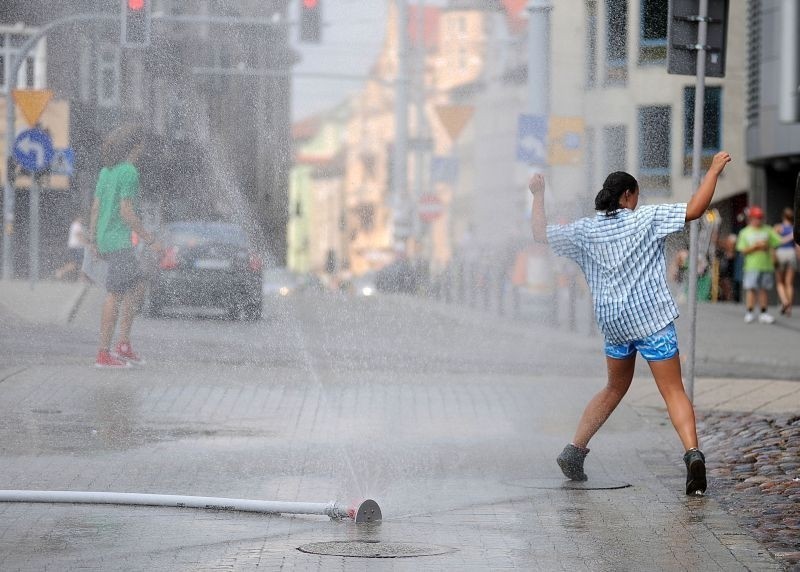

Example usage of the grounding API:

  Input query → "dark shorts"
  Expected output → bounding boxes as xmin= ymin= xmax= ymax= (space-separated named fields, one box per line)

xmin=69 ymin=247 xmax=84 ymax=265
xmin=104 ymin=248 xmax=143 ymax=294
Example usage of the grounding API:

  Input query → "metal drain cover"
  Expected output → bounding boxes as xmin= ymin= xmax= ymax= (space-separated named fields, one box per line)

xmin=297 ymin=540 xmax=455 ymax=558
xmin=506 ymin=478 xmax=631 ymax=490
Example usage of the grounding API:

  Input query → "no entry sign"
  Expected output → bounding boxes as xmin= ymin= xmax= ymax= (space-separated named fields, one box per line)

xmin=418 ymin=193 xmax=443 ymax=223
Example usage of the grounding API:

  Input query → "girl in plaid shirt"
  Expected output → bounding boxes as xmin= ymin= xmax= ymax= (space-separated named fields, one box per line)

xmin=530 ymin=151 xmax=731 ymax=495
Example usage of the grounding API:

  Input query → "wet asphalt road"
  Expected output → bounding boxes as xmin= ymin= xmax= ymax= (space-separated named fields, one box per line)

xmin=0 ymin=292 xmax=780 ymax=570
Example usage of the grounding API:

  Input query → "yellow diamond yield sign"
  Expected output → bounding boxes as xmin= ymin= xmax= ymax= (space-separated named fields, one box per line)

xmin=12 ymin=89 xmax=53 ymax=127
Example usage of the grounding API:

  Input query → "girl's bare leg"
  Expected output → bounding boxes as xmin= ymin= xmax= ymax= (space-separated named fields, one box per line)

xmin=647 ymin=355 xmax=698 ymax=451
xmin=785 ymin=267 xmax=795 ymax=315
xmin=572 ymin=355 xmax=636 ymax=448
xmin=776 ymin=268 xmax=789 ymax=308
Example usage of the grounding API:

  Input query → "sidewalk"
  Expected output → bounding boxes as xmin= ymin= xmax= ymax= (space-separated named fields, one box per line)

xmin=0 ymin=279 xmax=91 ymax=326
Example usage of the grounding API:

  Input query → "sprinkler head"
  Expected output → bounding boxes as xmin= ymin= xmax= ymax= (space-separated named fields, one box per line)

xmin=352 ymin=499 xmax=381 ymax=524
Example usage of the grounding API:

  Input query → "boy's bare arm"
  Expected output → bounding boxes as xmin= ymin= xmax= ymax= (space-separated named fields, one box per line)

xmin=686 ymin=151 xmax=731 ymax=221
xmin=88 ymin=198 xmax=99 ymax=243
xmin=529 ymin=174 xmax=547 ymax=243
xmin=120 ymin=199 xmax=156 ymax=247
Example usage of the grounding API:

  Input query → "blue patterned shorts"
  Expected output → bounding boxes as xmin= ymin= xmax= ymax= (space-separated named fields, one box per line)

xmin=604 ymin=323 xmax=679 ymax=362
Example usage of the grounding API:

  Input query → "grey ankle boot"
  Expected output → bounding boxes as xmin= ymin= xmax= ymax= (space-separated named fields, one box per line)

xmin=557 ymin=443 xmax=589 ymax=481
xmin=683 ymin=448 xmax=707 ymax=495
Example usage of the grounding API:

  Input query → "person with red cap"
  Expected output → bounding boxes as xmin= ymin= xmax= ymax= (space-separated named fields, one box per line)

xmin=736 ymin=206 xmax=782 ymax=323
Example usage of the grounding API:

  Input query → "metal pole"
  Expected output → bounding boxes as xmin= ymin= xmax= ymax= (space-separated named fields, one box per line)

xmin=528 ymin=0 xmax=552 ymax=322
xmin=413 ymin=0 xmax=426 ymax=251
xmin=527 ymin=0 xmax=551 ymax=119
xmin=3 ymin=51 xmax=17 ymax=281
xmin=393 ymin=0 xmax=410 ymax=249
xmin=29 ymin=177 xmax=40 ymax=285
xmin=685 ymin=0 xmax=709 ymax=402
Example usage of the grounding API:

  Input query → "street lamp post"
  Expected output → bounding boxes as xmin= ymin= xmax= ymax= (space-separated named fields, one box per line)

xmin=393 ymin=0 xmax=410 ymax=250
xmin=685 ymin=0 xmax=710 ymax=401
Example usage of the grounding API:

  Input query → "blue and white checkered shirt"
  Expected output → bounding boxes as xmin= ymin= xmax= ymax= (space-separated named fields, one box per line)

xmin=547 ymin=203 xmax=687 ymax=344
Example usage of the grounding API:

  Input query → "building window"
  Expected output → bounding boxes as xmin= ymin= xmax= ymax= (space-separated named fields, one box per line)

xmin=638 ymin=106 xmax=671 ymax=192
xmin=746 ymin=0 xmax=761 ymax=122
xmin=24 ymin=56 xmax=35 ymax=88
xmin=0 ymin=37 xmax=5 ymax=91
xmin=129 ymin=56 xmax=145 ymax=111
xmin=683 ymin=86 xmax=722 ymax=175
xmin=639 ymin=0 xmax=668 ymax=64
xmin=586 ymin=1 xmax=598 ymax=88
xmin=458 ymin=47 xmax=467 ymax=69
xmin=97 ymin=44 xmax=120 ymax=108
xmin=605 ymin=0 xmax=628 ymax=85
xmin=603 ymin=124 xmax=627 ymax=174
xmin=0 ymin=30 xmax=46 ymax=93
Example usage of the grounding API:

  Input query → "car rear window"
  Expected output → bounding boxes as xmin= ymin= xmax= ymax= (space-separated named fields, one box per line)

xmin=167 ymin=223 xmax=248 ymax=248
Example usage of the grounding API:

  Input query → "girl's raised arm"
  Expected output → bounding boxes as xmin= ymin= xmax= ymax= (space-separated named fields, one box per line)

xmin=529 ymin=173 xmax=547 ymax=243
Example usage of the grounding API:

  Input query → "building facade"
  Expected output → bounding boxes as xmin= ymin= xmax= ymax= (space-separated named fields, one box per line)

xmin=746 ymin=0 xmax=800 ymax=222
xmin=0 ymin=0 xmax=295 ymax=277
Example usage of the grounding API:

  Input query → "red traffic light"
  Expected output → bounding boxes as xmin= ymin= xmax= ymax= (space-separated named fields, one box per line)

xmin=128 ymin=0 xmax=145 ymax=10
xmin=303 ymin=0 xmax=318 ymax=8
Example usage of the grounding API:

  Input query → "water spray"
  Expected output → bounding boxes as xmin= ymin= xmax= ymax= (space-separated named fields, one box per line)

xmin=0 ymin=491 xmax=381 ymax=524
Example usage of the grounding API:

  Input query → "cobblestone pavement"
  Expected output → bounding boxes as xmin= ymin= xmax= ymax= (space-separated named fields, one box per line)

xmin=0 ymin=292 xmax=789 ymax=570
xmin=698 ymin=411 xmax=800 ymax=569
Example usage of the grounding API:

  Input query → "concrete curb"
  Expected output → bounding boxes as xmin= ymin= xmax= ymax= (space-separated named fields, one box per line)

xmin=65 ymin=283 xmax=92 ymax=323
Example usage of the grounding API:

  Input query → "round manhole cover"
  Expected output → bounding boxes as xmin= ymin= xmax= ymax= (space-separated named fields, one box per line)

xmin=506 ymin=478 xmax=631 ymax=490
xmin=297 ymin=540 xmax=455 ymax=558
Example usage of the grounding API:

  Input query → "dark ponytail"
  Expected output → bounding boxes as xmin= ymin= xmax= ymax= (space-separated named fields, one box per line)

xmin=595 ymin=171 xmax=639 ymax=215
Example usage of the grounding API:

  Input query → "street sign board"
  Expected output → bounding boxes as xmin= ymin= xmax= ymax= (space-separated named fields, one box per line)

xmin=667 ymin=0 xmax=729 ymax=77
xmin=548 ymin=117 xmax=585 ymax=165
xmin=13 ymin=128 xmax=55 ymax=174
xmin=12 ymin=89 xmax=54 ymax=126
xmin=435 ymin=105 xmax=474 ymax=141
xmin=50 ymin=148 xmax=75 ymax=176
xmin=517 ymin=115 xmax=547 ymax=165
xmin=418 ymin=193 xmax=443 ymax=224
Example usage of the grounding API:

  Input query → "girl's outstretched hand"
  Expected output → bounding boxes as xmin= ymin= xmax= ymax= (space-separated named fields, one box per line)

xmin=528 ymin=173 xmax=546 ymax=195
xmin=710 ymin=151 xmax=731 ymax=175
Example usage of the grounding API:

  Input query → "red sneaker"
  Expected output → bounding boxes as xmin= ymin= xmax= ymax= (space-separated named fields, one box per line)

xmin=95 ymin=349 xmax=131 ymax=369
xmin=115 ymin=342 xmax=144 ymax=365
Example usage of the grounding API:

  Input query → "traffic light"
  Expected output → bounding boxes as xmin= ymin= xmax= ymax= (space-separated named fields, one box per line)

xmin=121 ymin=0 xmax=151 ymax=48
xmin=300 ymin=0 xmax=321 ymax=44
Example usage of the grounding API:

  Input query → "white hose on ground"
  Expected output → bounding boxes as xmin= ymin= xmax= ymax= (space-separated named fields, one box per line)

xmin=0 ymin=490 xmax=351 ymax=520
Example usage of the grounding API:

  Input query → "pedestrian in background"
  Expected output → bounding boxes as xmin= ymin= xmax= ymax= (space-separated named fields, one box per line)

xmin=716 ymin=233 xmax=740 ymax=302
xmin=774 ymin=207 xmax=797 ymax=316
xmin=529 ymin=151 xmax=732 ymax=496
xmin=736 ymin=206 xmax=782 ymax=324
xmin=54 ymin=214 xmax=87 ymax=281
xmin=88 ymin=125 xmax=159 ymax=368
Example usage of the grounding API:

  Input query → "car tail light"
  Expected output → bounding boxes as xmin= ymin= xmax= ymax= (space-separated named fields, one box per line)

xmin=160 ymin=247 xmax=179 ymax=270
xmin=248 ymin=252 xmax=263 ymax=273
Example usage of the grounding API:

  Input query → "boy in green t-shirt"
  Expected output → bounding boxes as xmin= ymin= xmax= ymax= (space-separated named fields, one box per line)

xmin=736 ymin=206 xmax=782 ymax=324
xmin=88 ymin=126 xmax=159 ymax=368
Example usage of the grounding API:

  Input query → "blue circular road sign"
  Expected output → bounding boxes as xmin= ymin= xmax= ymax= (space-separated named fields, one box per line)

xmin=13 ymin=128 xmax=55 ymax=174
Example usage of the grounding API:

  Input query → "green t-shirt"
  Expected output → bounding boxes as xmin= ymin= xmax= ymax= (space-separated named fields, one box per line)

xmin=736 ymin=224 xmax=782 ymax=272
xmin=94 ymin=162 xmax=139 ymax=254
